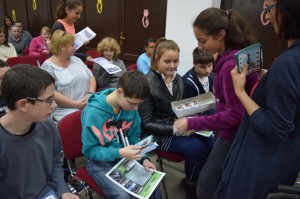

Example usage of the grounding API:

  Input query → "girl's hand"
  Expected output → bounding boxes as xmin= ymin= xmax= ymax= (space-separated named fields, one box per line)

xmin=231 ymin=64 xmax=247 ymax=97
xmin=119 ymin=145 xmax=142 ymax=160
xmin=173 ymin=117 xmax=188 ymax=133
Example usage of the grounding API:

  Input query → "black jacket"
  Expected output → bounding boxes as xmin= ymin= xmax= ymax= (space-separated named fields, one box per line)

xmin=138 ymin=70 xmax=183 ymax=136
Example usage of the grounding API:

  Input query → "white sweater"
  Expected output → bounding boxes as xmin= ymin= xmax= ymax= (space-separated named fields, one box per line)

xmin=0 ymin=43 xmax=17 ymax=61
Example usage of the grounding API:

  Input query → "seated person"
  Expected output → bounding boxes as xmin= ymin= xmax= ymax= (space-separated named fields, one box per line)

xmin=0 ymin=59 xmax=9 ymax=116
xmin=182 ymin=48 xmax=214 ymax=99
xmin=0 ymin=27 xmax=17 ymax=61
xmin=93 ymin=37 xmax=127 ymax=91
xmin=14 ymin=21 xmax=33 ymax=46
xmin=2 ymin=16 xmax=13 ymax=33
xmin=41 ymin=30 xmax=96 ymax=121
xmin=137 ymin=38 xmax=156 ymax=74
xmin=82 ymin=71 xmax=161 ymax=199
xmin=138 ymin=38 xmax=214 ymax=199
xmin=0 ymin=65 xmax=79 ymax=199
xmin=8 ymin=25 xmax=30 ymax=56
xmin=29 ymin=26 xmax=51 ymax=58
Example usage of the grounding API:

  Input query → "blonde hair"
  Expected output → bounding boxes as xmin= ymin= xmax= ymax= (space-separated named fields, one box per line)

xmin=97 ymin=37 xmax=121 ymax=59
xmin=50 ymin=30 xmax=74 ymax=55
xmin=150 ymin=37 xmax=180 ymax=71
xmin=40 ymin=26 xmax=51 ymax=34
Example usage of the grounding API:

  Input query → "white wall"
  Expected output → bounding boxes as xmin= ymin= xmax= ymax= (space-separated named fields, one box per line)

xmin=165 ymin=0 xmax=221 ymax=76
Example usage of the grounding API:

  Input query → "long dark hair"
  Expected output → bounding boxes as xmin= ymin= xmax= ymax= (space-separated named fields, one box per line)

xmin=56 ymin=0 xmax=83 ymax=19
xmin=0 ymin=28 xmax=9 ymax=47
xmin=193 ymin=8 xmax=257 ymax=50
xmin=276 ymin=0 xmax=300 ymax=40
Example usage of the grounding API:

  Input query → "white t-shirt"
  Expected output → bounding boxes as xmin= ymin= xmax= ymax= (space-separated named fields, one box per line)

xmin=41 ymin=56 xmax=93 ymax=120
xmin=198 ymin=76 xmax=209 ymax=93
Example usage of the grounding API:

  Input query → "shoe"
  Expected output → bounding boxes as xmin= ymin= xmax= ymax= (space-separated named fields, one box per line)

xmin=180 ymin=178 xmax=197 ymax=199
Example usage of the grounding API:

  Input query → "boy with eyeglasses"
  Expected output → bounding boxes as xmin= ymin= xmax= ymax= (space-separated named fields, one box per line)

xmin=81 ymin=71 xmax=162 ymax=199
xmin=182 ymin=47 xmax=215 ymax=99
xmin=0 ymin=65 xmax=79 ymax=199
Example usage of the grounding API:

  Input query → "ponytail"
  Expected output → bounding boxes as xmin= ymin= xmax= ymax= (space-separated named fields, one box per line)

xmin=193 ymin=8 xmax=257 ymax=50
xmin=56 ymin=0 xmax=83 ymax=19
xmin=150 ymin=37 xmax=180 ymax=71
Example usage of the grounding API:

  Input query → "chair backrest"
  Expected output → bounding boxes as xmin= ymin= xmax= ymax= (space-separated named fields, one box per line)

xmin=127 ymin=64 xmax=137 ymax=71
xmin=22 ymin=47 xmax=29 ymax=55
xmin=6 ymin=55 xmax=38 ymax=67
xmin=58 ymin=110 xmax=83 ymax=160
xmin=38 ymin=53 xmax=49 ymax=66
xmin=86 ymin=49 xmax=100 ymax=58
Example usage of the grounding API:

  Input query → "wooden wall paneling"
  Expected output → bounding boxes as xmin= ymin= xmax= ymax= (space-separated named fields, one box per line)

xmin=25 ymin=0 xmax=52 ymax=37
xmin=83 ymin=0 xmax=124 ymax=50
xmin=122 ymin=0 xmax=167 ymax=65
xmin=222 ymin=0 xmax=286 ymax=69
xmin=5 ymin=0 xmax=29 ymax=30
xmin=0 ymin=0 xmax=6 ymax=27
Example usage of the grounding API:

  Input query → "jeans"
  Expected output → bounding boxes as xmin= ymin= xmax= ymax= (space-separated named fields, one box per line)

xmin=197 ymin=137 xmax=231 ymax=199
xmin=161 ymin=135 xmax=215 ymax=182
xmin=85 ymin=158 xmax=162 ymax=199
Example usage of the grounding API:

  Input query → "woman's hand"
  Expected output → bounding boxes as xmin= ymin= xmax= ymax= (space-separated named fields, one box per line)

xmin=231 ymin=64 xmax=247 ymax=98
xmin=173 ymin=117 xmax=188 ymax=133
xmin=83 ymin=40 xmax=90 ymax=46
xmin=119 ymin=145 xmax=143 ymax=160
xmin=74 ymin=98 xmax=87 ymax=109
xmin=61 ymin=192 xmax=80 ymax=199
xmin=143 ymin=159 xmax=156 ymax=171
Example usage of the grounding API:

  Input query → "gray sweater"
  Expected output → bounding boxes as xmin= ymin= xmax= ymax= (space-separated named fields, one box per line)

xmin=0 ymin=118 xmax=69 ymax=198
xmin=93 ymin=58 xmax=127 ymax=91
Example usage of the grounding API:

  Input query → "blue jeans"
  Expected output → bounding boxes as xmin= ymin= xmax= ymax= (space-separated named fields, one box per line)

xmin=160 ymin=135 xmax=215 ymax=182
xmin=38 ymin=189 xmax=58 ymax=199
xmin=85 ymin=158 xmax=162 ymax=199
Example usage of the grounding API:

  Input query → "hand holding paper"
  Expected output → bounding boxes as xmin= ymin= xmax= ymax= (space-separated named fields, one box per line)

xmin=231 ymin=65 xmax=247 ymax=98
xmin=119 ymin=145 xmax=142 ymax=160
xmin=173 ymin=117 xmax=188 ymax=133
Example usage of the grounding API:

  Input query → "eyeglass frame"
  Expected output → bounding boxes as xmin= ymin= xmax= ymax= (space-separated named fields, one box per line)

xmin=25 ymin=97 xmax=54 ymax=105
xmin=264 ymin=3 xmax=276 ymax=14
xmin=125 ymin=97 xmax=143 ymax=109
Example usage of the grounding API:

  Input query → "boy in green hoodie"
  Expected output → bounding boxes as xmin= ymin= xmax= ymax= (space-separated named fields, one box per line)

xmin=81 ymin=71 xmax=161 ymax=199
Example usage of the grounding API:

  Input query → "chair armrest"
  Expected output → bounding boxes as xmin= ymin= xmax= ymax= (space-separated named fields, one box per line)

xmin=278 ymin=184 xmax=300 ymax=195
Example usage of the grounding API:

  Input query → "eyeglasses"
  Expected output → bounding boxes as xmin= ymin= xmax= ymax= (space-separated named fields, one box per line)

xmin=25 ymin=97 xmax=54 ymax=105
xmin=264 ymin=3 xmax=276 ymax=14
xmin=125 ymin=97 xmax=143 ymax=109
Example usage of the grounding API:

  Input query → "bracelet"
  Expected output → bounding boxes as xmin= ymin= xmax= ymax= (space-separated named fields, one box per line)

xmin=88 ymin=91 xmax=94 ymax=94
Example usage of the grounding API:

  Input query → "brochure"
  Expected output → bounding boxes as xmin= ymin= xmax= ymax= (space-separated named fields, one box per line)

xmin=171 ymin=92 xmax=217 ymax=118
xmin=135 ymin=135 xmax=158 ymax=155
xmin=106 ymin=158 xmax=165 ymax=199
xmin=235 ymin=43 xmax=262 ymax=75
xmin=74 ymin=27 xmax=96 ymax=51
xmin=195 ymin=130 xmax=214 ymax=138
xmin=93 ymin=57 xmax=122 ymax=74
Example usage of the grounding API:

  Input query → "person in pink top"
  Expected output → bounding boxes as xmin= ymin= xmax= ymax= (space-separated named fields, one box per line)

xmin=29 ymin=26 xmax=51 ymax=58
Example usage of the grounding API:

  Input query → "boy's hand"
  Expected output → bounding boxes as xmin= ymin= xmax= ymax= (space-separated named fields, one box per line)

xmin=61 ymin=192 xmax=80 ymax=199
xmin=143 ymin=159 xmax=156 ymax=171
xmin=119 ymin=145 xmax=143 ymax=160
